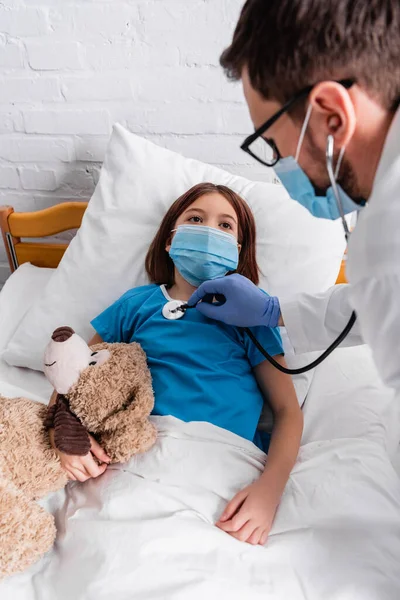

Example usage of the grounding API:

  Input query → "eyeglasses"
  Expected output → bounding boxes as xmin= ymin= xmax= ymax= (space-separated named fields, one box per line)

xmin=241 ymin=79 xmax=355 ymax=167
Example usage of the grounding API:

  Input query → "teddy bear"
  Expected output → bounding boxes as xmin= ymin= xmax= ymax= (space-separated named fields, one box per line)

xmin=0 ymin=326 xmax=156 ymax=581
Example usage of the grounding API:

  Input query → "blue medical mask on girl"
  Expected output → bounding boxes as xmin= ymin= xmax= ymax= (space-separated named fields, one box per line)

xmin=169 ymin=225 xmax=239 ymax=287
xmin=273 ymin=104 xmax=362 ymax=221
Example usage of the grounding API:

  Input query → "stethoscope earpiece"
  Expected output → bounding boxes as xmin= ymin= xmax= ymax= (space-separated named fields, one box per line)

xmin=326 ymin=134 xmax=351 ymax=240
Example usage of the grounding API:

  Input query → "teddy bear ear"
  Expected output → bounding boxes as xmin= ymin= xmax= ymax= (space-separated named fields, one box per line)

xmin=51 ymin=326 xmax=75 ymax=342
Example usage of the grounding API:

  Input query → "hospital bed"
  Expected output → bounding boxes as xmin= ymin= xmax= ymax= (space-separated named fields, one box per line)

xmin=1 ymin=203 xmax=400 ymax=600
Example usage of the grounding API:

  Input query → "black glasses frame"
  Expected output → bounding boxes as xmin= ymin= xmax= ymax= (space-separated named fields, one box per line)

xmin=241 ymin=79 xmax=355 ymax=167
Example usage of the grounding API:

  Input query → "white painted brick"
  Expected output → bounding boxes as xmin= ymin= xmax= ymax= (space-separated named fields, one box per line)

xmin=85 ymin=40 xmax=179 ymax=70
xmin=13 ymin=112 xmax=25 ymax=133
xmin=85 ymin=41 xmax=136 ymax=71
xmin=0 ymin=262 xmax=11 ymax=286
xmin=0 ymin=6 xmax=48 ymax=37
xmin=0 ymin=191 xmax=38 ymax=212
xmin=33 ymin=195 xmax=86 ymax=211
xmin=138 ymin=1 xmax=224 ymax=36
xmin=0 ymin=40 xmax=25 ymax=69
xmin=138 ymin=0 xmax=239 ymax=67
xmin=19 ymin=167 xmax=59 ymax=191
xmin=0 ymin=136 xmax=75 ymax=162
xmin=74 ymin=136 xmax=111 ymax=162
xmin=137 ymin=0 xmax=193 ymax=34
xmin=137 ymin=67 xmax=243 ymax=103
xmin=48 ymin=5 xmax=138 ymax=38
xmin=58 ymin=164 xmax=97 ymax=194
xmin=23 ymin=109 xmax=111 ymax=135
xmin=91 ymin=164 xmax=102 ymax=186
xmin=105 ymin=104 xmax=148 ymax=132
xmin=149 ymin=134 xmax=252 ymax=165
xmin=139 ymin=103 xmax=252 ymax=135
xmin=0 ymin=76 xmax=61 ymax=103
xmin=180 ymin=37 xmax=227 ymax=68
xmin=26 ymin=41 xmax=85 ymax=71
xmin=0 ymin=166 xmax=20 ymax=189
xmin=61 ymin=75 xmax=134 ymax=102
xmin=0 ymin=111 xmax=15 ymax=133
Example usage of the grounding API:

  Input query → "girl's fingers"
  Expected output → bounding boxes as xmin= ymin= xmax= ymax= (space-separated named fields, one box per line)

xmin=260 ymin=531 xmax=269 ymax=546
xmin=247 ymin=527 xmax=263 ymax=546
xmin=218 ymin=490 xmax=247 ymax=523
xmin=69 ymin=467 xmax=90 ymax=483
xmin=92 ymin=461 xmax=108 ymax=477
xmin=90 ymin=436 xmax=111 ymax=463
xmin=217 ymin=508 xmax=249 ymax=533
xmin=82 ymin=454 xmax=107 ymax=478
xmin=230 ymin=520 xmax=255 ymax=543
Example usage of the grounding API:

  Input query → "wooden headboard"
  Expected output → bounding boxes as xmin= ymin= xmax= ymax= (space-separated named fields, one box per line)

xmin=0 ymin=202 xmax=88 ymax=271
xmin=0 ymin=202 xmax=348 ymax=283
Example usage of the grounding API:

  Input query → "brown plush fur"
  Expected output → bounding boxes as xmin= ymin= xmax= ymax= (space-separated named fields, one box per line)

xmin=70 ymin=343 xmax=156 ymax=462
xmin=0 ymin=342 xmax=156 ymax=580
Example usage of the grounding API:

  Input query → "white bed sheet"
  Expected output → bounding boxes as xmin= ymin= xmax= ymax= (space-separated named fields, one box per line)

xmin=393 ymin=447 xmax=400 ymax=478
xmin=2 ymin=417 xmax=400 ymax=600
xmin=302 ymin=345 xmax=400 ymax=457
xmin=2 ymin=270 xmax=400 ymax=599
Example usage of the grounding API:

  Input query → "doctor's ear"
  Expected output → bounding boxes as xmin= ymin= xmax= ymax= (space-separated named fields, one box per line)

xmin=238 ymin=243 xmax=242 ymax=254
xmin=309 ymin=81 xmax=356 ymax=148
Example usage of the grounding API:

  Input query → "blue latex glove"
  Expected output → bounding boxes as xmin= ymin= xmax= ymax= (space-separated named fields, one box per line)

xmin=188 ymin=274 xmax=281 ymax=328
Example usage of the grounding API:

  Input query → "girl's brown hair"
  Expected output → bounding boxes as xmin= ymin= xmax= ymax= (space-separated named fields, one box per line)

xmin=145 ymin=182 xmax=259 ymax=287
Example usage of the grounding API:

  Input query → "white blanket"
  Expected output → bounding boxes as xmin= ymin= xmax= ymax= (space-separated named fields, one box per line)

xmin=3 ymin=416 xmax=400 ymax=600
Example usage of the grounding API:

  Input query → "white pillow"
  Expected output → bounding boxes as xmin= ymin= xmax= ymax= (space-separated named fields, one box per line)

xmin=0 ymin=263 xmax=54 ymax=404
xmin=0 ymin=263 xmax=54 ymax=353
xmin=4 ymin=124 xmax=345 ymax=392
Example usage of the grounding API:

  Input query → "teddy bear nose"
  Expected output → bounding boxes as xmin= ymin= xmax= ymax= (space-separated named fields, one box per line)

xmin=52 ymin=326 xmax=75 ymax=342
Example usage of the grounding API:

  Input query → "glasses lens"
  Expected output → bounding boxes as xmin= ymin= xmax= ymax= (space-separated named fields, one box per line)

xmin=247 ymin=137 xmax=277 ymax=166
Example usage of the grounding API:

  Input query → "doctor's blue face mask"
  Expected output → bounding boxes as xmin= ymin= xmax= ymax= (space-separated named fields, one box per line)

xmin=169 ymin=225 xmax=239 ymax=287
xmin=273 ymin=104 xmax=362 ymax=223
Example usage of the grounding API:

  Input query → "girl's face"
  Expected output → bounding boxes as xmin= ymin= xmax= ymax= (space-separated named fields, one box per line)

xmin=166 ymin=192 xmax=241 ymax=252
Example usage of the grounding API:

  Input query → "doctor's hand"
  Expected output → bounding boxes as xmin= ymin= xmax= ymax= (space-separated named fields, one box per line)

xmin=188 ymin=274 xmax=281 ymax=328
xmin=215 ymin=479 xmax=279 ymax=546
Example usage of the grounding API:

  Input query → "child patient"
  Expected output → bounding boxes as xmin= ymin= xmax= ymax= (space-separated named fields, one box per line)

xmin=49 ymin=182 xmax=303 ymax=546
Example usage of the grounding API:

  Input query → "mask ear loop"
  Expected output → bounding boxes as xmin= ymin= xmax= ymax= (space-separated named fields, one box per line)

xmin=295 ymin=103 xmax=313 ymax=163
xmin=326 ymin=135 xmax=351 ymax=240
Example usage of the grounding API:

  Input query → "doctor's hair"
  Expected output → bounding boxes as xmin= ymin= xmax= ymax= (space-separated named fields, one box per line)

xmin=145 ymin=182 xmax=260 ymax=287
xmin=220 ymin=0 xmax=400 ymax=112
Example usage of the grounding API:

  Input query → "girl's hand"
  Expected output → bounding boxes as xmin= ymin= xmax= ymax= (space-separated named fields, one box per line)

xmin=49 ymin=429 xmax=110 ymax=482
xmin=215 ymin=479 xmax=280 ymax=546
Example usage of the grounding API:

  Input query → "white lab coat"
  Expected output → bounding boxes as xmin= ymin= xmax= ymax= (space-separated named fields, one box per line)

xmin=281 ymin=107 xmax=400 ymax=393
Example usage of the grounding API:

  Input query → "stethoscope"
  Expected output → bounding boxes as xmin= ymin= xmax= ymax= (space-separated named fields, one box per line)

xmin=326 ymin=134 xmax=352 ymax=241
xmin=162 ymin=298 xmax=357 ymax=375
xmin=161 ymin=133 xmax=357 ymax=374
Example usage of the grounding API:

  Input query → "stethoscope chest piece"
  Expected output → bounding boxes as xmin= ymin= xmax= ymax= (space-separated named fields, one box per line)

xmin=162 ymin=300 xmax=187 ymax=320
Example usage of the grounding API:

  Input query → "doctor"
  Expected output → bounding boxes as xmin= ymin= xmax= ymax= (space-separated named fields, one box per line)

xmin=190 ymin=0 xmax=400 ymax=394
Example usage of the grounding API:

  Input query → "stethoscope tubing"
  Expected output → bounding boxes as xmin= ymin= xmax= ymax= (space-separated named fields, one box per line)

xmin=178 ymin=304 xmax=357 ymax=375
xmin=243 ymin=312 xmax=356 ymax=374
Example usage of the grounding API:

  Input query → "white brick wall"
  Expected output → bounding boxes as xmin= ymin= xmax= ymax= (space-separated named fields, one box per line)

xmin=0 ymin=0 xmax=277 ymax=287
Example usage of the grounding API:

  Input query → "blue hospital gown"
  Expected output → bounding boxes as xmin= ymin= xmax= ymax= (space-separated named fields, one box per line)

xmin=92 ymin=284 xmax=283 ymax=447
